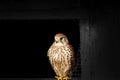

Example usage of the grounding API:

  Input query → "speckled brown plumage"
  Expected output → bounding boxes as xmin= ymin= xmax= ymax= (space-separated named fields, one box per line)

xmin=47 ymin=33 xmax=75 ymax=79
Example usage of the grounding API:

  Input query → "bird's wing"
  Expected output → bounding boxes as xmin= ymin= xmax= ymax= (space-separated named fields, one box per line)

xmin=47 ymin=43 xmax=55 ymax=56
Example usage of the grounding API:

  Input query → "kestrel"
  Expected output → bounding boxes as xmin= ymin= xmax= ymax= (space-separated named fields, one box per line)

xmin=47 ymin=33 xmax=75 ymax=80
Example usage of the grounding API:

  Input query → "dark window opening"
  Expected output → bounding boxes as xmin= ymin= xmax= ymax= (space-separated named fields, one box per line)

xmin=0 ymin=19 xmax=80 ymax=78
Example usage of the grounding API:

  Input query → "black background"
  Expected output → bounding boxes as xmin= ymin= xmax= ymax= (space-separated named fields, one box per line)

xmin=0 ymin=20 xmax=80 ymax=78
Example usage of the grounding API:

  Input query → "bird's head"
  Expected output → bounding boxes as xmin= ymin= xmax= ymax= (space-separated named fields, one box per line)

xmin=54 ymin=33 xmax=69 ymax=45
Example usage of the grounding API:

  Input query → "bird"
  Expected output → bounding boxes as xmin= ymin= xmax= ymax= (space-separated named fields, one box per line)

xmin=47 ymin=33 xmax=75 ymax=80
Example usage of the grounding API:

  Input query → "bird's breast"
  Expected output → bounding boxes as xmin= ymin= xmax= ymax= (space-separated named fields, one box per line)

xmin=48 ymin=45 xmax=71 ymax=63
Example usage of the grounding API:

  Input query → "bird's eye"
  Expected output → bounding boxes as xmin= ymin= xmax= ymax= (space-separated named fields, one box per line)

xmin=60 ymin=37 xmax=64 ymax=41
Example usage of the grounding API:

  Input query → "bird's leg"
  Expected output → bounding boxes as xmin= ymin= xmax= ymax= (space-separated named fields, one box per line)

xmin=63 ymin=76 xmax=71 ymax=80
xmin=55 ymin=76 xmax=62 ymax=80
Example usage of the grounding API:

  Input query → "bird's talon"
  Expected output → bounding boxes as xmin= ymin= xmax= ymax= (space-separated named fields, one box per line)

xmin=63 ymin=76 xmax=71 ymax=80
xmin=55 ymin=76 xmax=62 ymax=80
